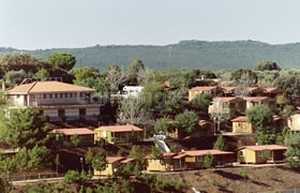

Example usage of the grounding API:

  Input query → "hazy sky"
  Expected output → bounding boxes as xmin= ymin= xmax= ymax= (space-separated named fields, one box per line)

xmin=1 ymin=0 xmax=300 ymax=49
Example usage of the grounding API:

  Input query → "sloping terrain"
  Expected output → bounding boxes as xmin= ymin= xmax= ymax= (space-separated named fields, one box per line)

xmin=2 ymin=40 xmax=300 ymax=70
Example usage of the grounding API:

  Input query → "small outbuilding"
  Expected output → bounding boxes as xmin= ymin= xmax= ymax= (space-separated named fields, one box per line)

xmin=238 ymin=145 xmax=287 ymax=164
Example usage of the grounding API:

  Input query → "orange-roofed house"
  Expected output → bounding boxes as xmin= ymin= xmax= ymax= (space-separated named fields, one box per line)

xmin=231 ymin=116 xmax=254 ymax=134
xmin=146 ymin=153 xmax=183 ymax=172
xmin=208 ymin=97 xmax=246 ymax=118
xmin=243 ymin=96 xmax=272 ymax=110
xmin=263 ymin=87 xmax=281 ymax=97
xmin=94 ymin=156 xmax=135 ymax=176
xmin=238 ymin=145 xmax=287 ymax=164
xmin=6 ymin=81 xmax=102 ymax=122
xmin=176 ymin=149 xmax=236 ymax=169
xmin=94 ymin=124 xmax=144 ymax=144
xmin=51 ymin=128 xmax=94 ymax=146
xmin=188 ymin=86 xmax=220 ymax=101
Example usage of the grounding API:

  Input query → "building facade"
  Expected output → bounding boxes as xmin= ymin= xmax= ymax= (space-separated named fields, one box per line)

xmin=7 ymin=81 xmax=102 ymax=122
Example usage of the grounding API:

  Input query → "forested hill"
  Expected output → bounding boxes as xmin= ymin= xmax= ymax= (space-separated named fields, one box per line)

xmin=2 ymin=40 xmax=300 ymax=70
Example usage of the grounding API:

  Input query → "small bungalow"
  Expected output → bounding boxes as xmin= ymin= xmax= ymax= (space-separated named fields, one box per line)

xmin=231 ymin=115 xmax=285 ymax=134
xmin=238 ymin=145 xmax=287 ymax=164
xmin=147 ymin=153 xmax=181 ymax=172
xmin=94 ymin=156 xmax=135 ymax=176
xmin=243 ymin=96 xmax=271 ymax=110
xmin=188 ymin=86 xmax=219 ymax=101
xmin=231 ymin=116 xmax=254 ymax=134
xmin=94 ymin=124 xmax=143 ymax=144
xmin=173 ymin=149 xmax=235 ymax=169
xmin=288 ymin=113 xmax=300 ymax=131
xmin=50 ymin=128 xmax=95 ymax=146
xmin=208 ymin=97 xmax=246 ymax=118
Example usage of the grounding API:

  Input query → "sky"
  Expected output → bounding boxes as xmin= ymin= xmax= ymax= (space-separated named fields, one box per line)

xmin=1 ymin=0 xmax=300 ymax=50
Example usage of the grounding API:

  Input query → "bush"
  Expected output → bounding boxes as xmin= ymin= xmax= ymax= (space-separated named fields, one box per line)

xmin=64 ymin=170 xmax=89 ymax=185
xmin=202 ymin=154 xmax=214 ymax=169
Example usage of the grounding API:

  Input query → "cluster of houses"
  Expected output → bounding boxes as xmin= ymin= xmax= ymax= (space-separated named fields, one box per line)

xmin=2 ymin=80 xmax=300 ymax=176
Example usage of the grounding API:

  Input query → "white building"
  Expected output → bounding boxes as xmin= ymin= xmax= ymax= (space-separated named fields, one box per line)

xmin=7 ymin=81 xmax=102 ymax=122
xmin=121 ymin=86 xmax=144 ymax=98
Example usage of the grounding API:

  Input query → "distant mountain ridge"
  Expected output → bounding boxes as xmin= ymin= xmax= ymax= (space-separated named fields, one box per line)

xmin=1 ymin=40 xmax=300 ymax=70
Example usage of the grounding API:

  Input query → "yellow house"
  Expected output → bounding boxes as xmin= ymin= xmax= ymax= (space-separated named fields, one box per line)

xmin=94 ymin=156 xmax=135 ymax=176
xmin=188 ymin=86 xmax=218 ymax=101
xmin=288 ymin=113 xmax=300 ymax=131
xmin=208 ymin=97 xmax=246 ymax=118
xmin=94 ymin=124 xmax=143 ymax=144
xmin=231 ymin=116 xmax=254 ymax=134
xmin=238 ymin=145 xmax=287 ymax=164
xmin=146 ymin=153 xmax=181 ymax=172
xmin=243 ymin=97 xmax=271 ymax=110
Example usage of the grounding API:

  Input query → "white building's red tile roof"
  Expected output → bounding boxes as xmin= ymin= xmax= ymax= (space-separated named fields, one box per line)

xmin=7 ymin=81 xmax=95 ymax=94
xmin=241 ymin=145 xmax=287 ymax=151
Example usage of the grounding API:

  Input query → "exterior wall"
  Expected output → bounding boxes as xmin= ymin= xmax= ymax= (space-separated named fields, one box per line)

xmin=94 ymin=130 xmax=112 ymax=143
xmin=43 ymin=109 xmax=59 ymax=121
xmin=147 ymin=159 xmax=168 ymax=171
xmin=86 ymin=107 xmax=100 ymax=120
xmin=65 ymin=108 xmax=79 ymax=121
xmin=232 ymin=122 xmax=253 ymax=133
xmin=288 ymin=114 xmax=300 ymax=131
xmin=94 ymin=163 xmax=114 ymax=176
xmin=29 ymin=92 xmax=92 ymax=106
xmin=240 ymin=149 xmax=257 ymax=163
xmin=9 ymin=95 xmax=27 ymax=106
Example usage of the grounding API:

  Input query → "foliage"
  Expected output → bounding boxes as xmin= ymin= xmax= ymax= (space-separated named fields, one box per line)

xmin=48 ymin=52 xmax=76 ymax=71
xmin=0 ymin=146 xmax=48 ymax=173
xmin=246 ymin=105 xmax=273 ymax=129
xmin=4 ymin=70 xmax=28 ymax=86
xmin=256 ymin=129 xmax=277 ymax=145
xmin=175 ymin=111 xmax=199 ymax=133
xmin=129 ymin=145 xmax=146 ymax=170
xmin=34 ymin=68 xmax=50 ymax=81
xmin=0 ymin=177 xmax=11 ymax=193
xmin=231 ymin=69 xmax=257 ymax=85
xmin=275 ymin=74 xmax=300 ymax=99
xmin=106 ymin=64 xmax=124 ymax=93
xmin=70 ymin=135 xmax=81 ymax=147
xmin=202 ymin=154 xmax=214 ymax=169
xmin=0 ymin=108 xmax=50 ymax=148
xmin=255 ymin=61 xmax=280 ymax=71
xmin=118 ymin=96 xmax=149 ymax=125
xmin=163 ymin=88 xmax=186 ymax=115
xmin=150 ymin=146 xmax=161 ymax=159
xmin=141 ymin=81 xmax=165 ymax=115
xmin=64 ymin=170 xmax=90 ymax=185
xmin=214 ymin=135 xmax=225 ymax=150
xmin=0 ymin=53 xmax=44 ymax=73
xmin=154 ymin=117 xmax=173 ymax=134
xmin=190 ymin=93 xmax=212 ymax=112
xmin=285 ymin=132 xmax=300 ymax=168
xmin=127 ymin=59 xmax=145 ymax=85
xmin=91 ymin=152 xmax=106 ymax=172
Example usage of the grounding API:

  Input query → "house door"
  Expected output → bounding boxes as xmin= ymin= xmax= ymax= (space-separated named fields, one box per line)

xmin=58 ymin=109 xmax=65 ymax=121
xmin=79 ymin=108 xmax=86 ymax=120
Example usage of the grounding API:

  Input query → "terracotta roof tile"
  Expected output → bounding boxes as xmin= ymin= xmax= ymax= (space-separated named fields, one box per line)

xmin=190 ymin=86 xmax=217 ymax=92
xmin=51 ymin=128 xmax=94 ymax=136
xmin=106 ymin=156 xmax=126 ymax=164
xmin=241 ymin=145 xmax=287 ymax=151
xmin=97 ymin=124 xmax=143 ymax=133
xmin=231 ymin=116 xmax=248 ymax=122
xmin=213 ymin=97 xmax=240 ymax=102
xmin=243 ymin=96 xmax=269 ymax=102
xmin=7 ymin=81 xmax=95 ymax=94
xmin=173 ymin=149 xmax=234 ymax=159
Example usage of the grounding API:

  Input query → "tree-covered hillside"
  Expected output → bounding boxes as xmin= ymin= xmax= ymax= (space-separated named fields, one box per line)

xmin=2 ymin=40 xmax=300 ymax=69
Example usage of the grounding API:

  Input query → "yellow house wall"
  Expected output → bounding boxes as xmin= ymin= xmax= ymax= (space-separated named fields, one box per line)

xmin=147 ymin=159 xmax=167 ymax=171
xmin=233 ymin=122 xmax=253 ymax=133
xmin=288 ymin=114 xmax=300 ymax=131
xmin=241 ymin=149 xmax=257 ymax=163
xmin=185 ymin=156 xmax=196 ymax=163
xmin=94 ymin=163 xmax=114 ymax=176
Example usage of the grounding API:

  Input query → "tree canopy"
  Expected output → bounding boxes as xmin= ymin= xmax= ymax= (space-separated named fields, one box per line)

xmin=48 ymin=53 xmax=76 ymax=71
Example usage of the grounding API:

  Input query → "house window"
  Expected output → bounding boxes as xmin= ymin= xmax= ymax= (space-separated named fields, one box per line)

xmin=43 ymin=94 xmax=47 ymax=99
xmin=60 ymin=93 xmax=63 ymax=98
xmin=64 ymin=93 xmax=68 ymax=98
xmin=49 ymin=94 xmax=53 ymax=99
xmin=69 ymin=93 xmax=73 ymax=98
xmin=54 ymin=93 xmax=58 ymax=98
